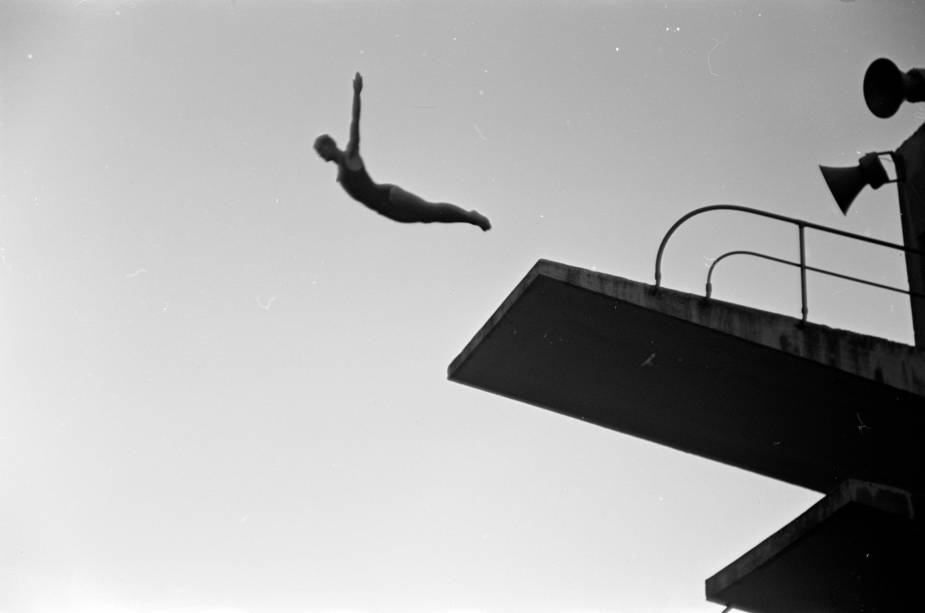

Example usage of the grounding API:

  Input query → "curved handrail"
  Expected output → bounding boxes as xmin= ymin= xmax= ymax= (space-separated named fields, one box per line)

xmin=705 ymin=249 xmax=925 ymax=300
xmin=654 ymin=204 xmax=923 ymax=288
xmin=654 ymin=204 xmax=925 ymax=322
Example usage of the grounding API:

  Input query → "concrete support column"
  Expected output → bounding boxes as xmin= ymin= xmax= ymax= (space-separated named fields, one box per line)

xmin=895 ymin=123 xmax=925 ymax=347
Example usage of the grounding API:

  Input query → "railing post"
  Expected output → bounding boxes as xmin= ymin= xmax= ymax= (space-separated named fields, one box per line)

xmin=798 ymin=224 xmax=808 ymax=323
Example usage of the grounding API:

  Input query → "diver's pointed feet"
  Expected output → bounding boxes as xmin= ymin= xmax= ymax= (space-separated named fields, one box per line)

xmin=471 ymin=210 xmax=491 ymax=231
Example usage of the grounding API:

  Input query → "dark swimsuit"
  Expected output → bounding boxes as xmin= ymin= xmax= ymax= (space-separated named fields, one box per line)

xmin=337 ymin=160 xmax=392 ymax=213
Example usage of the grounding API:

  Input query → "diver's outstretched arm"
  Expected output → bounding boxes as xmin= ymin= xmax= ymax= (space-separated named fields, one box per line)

xmin=347 ymin=72 xmax=362 ymax=156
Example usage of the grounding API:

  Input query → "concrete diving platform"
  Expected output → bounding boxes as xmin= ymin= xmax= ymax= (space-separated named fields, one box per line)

xmin=448 ymin=259 xmax=925 ymax=494
xmin=706 ymin=479 xmax=922 ymax=612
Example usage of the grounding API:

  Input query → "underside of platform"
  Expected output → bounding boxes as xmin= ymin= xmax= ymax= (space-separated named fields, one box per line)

xmin=705 ymin=479 xmax=922 ymax=613
xmin=448 ymin=260 xmax=925 ymax=494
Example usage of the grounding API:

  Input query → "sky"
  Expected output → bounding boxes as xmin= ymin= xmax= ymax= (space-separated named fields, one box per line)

xmin=1 ymin=1 xmax=923 ymax=612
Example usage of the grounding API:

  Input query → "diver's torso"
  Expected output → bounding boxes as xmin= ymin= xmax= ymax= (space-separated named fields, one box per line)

xmin=337 ymin=157 xmax=389 ymax=210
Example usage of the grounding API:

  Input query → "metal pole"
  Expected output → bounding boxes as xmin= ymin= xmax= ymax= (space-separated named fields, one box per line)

xmin=799 ymin=224 xmax=808 ymax=323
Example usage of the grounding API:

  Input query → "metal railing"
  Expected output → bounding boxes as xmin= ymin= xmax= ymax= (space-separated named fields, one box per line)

xmin=653 ymin=204 xmax=925 ymax=322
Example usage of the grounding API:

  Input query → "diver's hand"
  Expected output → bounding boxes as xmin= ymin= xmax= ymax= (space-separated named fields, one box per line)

xmin=353 ymin=72 xmax=363 ymax=93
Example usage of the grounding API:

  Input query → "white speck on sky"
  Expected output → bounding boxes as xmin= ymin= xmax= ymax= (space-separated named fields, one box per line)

xmin=472 ymin=122 xmax=487 ymax=141
xmin=256 ymin=295 xmax=278 ymax=310
xmin=707 ymin=38 xmax=722 ymax=76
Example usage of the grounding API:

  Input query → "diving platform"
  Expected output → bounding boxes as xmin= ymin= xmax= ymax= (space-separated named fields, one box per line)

xmin=705 ymin=479 xmax=922 ymax=612
xmin=448 ymin=259 xmax=925 ymax=494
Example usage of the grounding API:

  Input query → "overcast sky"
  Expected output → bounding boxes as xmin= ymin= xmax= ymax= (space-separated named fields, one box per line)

xmin=2 ymin=1 xmax=923 ymax=612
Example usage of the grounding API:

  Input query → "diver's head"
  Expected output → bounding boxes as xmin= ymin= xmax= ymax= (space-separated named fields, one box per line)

xmin=314 ymin=134 xmax=339 ymax=161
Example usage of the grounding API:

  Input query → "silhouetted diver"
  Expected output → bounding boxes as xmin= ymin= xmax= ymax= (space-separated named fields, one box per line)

xmin=314 ymin=73 xmax=491 ymax=231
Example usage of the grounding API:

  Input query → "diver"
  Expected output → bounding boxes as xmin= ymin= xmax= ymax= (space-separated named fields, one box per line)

xmin=314 ymin=73 xmax=491 ymax=231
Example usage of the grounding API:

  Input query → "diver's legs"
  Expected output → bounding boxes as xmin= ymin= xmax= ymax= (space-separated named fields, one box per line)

xmin=386 ymin=185 xmax=491 ymax=230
